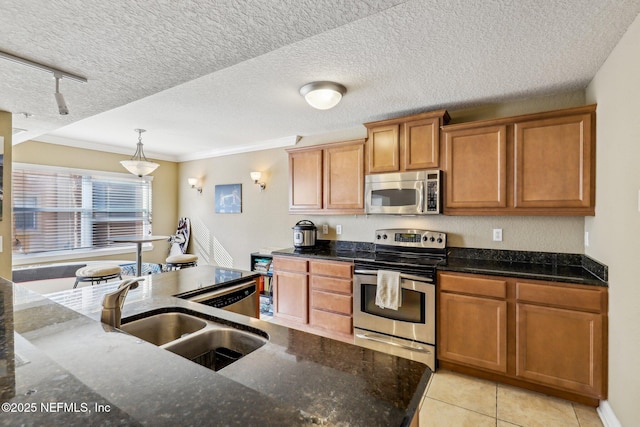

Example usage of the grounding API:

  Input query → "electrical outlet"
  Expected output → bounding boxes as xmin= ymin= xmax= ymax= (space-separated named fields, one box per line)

xmin=322 ymin=224 xmax=329 ymax=234
xmin=585 ymin=231 xmax=590 ymax=246
xmin=492 ymin=228 xmax=503 ymax=242
xmin=336 ymin=224 xmax=342 ymax=235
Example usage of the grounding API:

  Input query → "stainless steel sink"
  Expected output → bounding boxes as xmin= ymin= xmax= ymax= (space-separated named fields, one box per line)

xmin=120 ymin=312 xmax=207 ymax=346
xmin=120 ymin=309 xmax=268 ymax=371
xmin=164 ymin=328 xmax=267 ymax=371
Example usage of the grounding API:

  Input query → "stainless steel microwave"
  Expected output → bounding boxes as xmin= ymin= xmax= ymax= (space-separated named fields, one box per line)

xmin=364 ymin=170 xmax=442 ymax=215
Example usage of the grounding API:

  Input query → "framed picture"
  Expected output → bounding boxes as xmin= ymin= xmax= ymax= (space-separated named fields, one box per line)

xmin=215 ymin=184 xmax=242 ymax=213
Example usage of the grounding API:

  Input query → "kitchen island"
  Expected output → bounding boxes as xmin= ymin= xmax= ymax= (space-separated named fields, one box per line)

xmin=0 ymin=265 xmax=430 ymax=426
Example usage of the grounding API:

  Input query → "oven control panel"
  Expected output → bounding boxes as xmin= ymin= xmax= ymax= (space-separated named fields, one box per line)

xmin=374 ymin=228 xmax=446 ymax=249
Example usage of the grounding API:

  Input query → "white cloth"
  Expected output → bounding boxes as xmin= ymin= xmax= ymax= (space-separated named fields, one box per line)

xmin=375 ymin=270 xmax=402 ymax=310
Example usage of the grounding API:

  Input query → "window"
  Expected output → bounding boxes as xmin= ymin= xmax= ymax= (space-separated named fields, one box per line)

xmin=12 ymin=163 xmax=153 ymax=258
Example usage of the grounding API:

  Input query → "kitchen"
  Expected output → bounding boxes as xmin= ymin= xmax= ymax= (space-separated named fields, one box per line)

xmin=2 ymin=2 xmax=640 ymax=426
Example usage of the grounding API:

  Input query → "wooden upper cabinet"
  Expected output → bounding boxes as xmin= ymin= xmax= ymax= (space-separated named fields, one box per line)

xmin=367 ymin=124 xmax=400 ymax=173
xmin=288 ymin=149 xmax=323 ymax=211
xmin=364 ymin=110 xmax=450 ymax=174
xmin=324 ymin=142 xmax=364 ymax=211
xmin=403 ymin=117 xmax=441 ymax=170
xmin=442 ymin=104 xmax=596 ymax=216
xmin=444 ymin=125 xmax=508 ymax=209
xmin=287 ymin=139 xmax=365 ymax=214
xmin=514 ymin=113 xmax=593 ymax=210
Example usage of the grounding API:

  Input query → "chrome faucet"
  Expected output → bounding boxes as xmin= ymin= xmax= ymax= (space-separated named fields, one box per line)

xmin=101 ymin=279 xmax=141 ymax=328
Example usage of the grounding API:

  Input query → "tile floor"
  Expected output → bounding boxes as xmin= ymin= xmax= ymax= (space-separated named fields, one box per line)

xmin=419 ymin=370 xmax=603 ymax=427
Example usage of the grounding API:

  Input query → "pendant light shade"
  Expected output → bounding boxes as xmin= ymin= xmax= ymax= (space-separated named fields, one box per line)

xmin=300 ymin=81 xmax=347 ymax=110
xmin=120 ymin=129 xmax=159 ymax=177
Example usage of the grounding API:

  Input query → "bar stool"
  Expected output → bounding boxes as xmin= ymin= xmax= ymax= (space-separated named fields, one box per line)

xmin=74 ymin=264 xmax=123 ymax=289
xmin=165 ymin=254 xmax=198 ymax=270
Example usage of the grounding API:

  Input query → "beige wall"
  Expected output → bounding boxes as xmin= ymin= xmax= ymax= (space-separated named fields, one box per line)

xmin=11 ymin=141 xmax=179 ymax=268
xmin=586 ymin=12 xmax=640 ymax=426
xmin=0 ymin=112 xmax=11 ymax=279
xmin=178 ymin=91 xmax=589 ymax=272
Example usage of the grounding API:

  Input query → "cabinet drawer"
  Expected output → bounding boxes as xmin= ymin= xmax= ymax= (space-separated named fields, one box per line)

xmin=311 ymin=289 xmax=352 ymax=315
xmin=310 ymin=309 xmax=353 ymax=335
xmin=516 ymin=282 xmax=605 ymax=313
xmin=273 ymin=256 xmax=308 ymax=273
xmin=310 ymin=275 xmax=352 ymax=294
xmin=309 ymin=260 xmax=353 ymax=278
xmin=439 ymin=273 xmax=507 ymax=299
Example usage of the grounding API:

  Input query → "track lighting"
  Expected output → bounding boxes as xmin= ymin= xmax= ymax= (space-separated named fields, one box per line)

xmin=54 ymin=73 xmax=69 ymax=115
xmin=0 ymin=50 xmax=86 ymax=115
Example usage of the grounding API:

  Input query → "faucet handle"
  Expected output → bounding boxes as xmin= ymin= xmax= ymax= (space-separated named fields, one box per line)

xmin=101 ymin=278 xmax=144 ymax=329
xmin=102 ymin=278 xmax=142 ymax=309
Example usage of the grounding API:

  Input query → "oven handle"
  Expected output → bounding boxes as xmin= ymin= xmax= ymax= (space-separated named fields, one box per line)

xmin=354 ymin=269 xmax=433 ymax=283
xmin=355 ymin=332 xmax=432 ymax=354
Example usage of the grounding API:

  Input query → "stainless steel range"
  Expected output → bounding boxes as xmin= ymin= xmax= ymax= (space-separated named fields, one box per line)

xmin=353 ymin=229 xmax=447 ymax=370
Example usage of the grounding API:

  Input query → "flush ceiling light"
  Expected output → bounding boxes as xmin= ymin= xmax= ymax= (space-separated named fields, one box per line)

xmin=120 ymin=129 xmax=160 ymax=177
xmin=299 ymin=81 xmax=347 ymax=110
xmin=0 ymin=50 xmax=87 ymax=115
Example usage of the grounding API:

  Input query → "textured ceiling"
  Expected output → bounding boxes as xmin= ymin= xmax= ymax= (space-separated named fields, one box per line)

xmin=2 ymin=0 xmax=640 ymax=161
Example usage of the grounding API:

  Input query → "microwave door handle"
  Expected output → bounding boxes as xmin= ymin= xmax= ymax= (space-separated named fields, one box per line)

xmin=417 ymin=181 xmax=424 ymax=213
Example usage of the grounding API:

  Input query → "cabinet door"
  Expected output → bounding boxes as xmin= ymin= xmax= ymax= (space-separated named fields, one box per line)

xmin=325 ymin=142 xmax=364 ymax=212
xmin=516 ymin=303 xmax=604 ymax=397
xmin=514 ymin=113 xmax=593 ymax=211
xmin=366 ymin=124 xmax=400 ymax=173
xmin=444 ymin=125 xmax=508 ymax=209
xmin=403 ymin=117 xmax=440 ymax=170
xmin=289 ymin=149 xmax=323 ymax=211
xmin=439 ymin=292 xmax=508 ymax=373
xmin=273 ymin=271 xmax=308 ymax=324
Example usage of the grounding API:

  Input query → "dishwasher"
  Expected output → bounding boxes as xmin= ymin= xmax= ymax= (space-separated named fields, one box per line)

xmin=182 ymin=280 xmax=258 ymax=317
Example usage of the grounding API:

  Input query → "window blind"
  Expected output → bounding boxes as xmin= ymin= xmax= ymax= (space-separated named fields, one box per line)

xmin=12 ymin=163 xmax=152 ymax=257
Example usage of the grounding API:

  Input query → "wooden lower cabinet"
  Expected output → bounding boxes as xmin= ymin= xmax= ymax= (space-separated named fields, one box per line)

xmin=437 ymin=271 xmax=607 ymax=405
xmin=273 ymin=257 xmax=308 ymax=324
xmin=273 ymin=256 xmax=353 ymax=340
xmin=439 ymin=292 xmax=507 ymax=373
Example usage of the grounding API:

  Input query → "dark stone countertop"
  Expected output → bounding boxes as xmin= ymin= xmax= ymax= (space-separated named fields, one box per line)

xmin=272 ymin=242 xmax=608 ymax=287
xmin=1 ymin=265 xmax=430 ymax=426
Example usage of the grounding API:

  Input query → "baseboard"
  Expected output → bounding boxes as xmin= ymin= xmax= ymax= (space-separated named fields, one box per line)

xmin=597 ymin=400 xmax=621 ymax=427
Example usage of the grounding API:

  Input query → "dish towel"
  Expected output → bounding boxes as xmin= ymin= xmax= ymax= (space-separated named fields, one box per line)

xmin=375 ymin=270 xmax=402 ymax=310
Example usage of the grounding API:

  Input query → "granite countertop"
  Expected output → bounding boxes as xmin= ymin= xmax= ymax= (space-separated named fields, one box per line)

xmin=1 ymin=265 xmax=430 ymax=426
xmin=272 ymin=242 xmax=608 ymax=287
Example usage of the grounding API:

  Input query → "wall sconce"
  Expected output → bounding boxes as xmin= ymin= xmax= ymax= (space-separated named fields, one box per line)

xmin=188 ymin=177 xmax=202 ymax=194
xmin=250 ymin=171 xmax=266 ymax=191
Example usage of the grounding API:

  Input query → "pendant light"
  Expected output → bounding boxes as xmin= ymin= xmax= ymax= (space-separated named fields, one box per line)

xmin=120 ymin=129 xmax=159 ymax=177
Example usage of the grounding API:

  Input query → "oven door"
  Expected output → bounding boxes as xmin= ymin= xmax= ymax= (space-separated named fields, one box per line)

xmin=353 ymin=271 xmax=435 ymax=344
xmin=365 ymin=175 xmax=425 ymax=215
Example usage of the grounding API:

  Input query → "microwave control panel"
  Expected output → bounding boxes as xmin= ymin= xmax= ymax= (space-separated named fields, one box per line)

xmin=425 ymin=171 xmax=441 ymax=213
